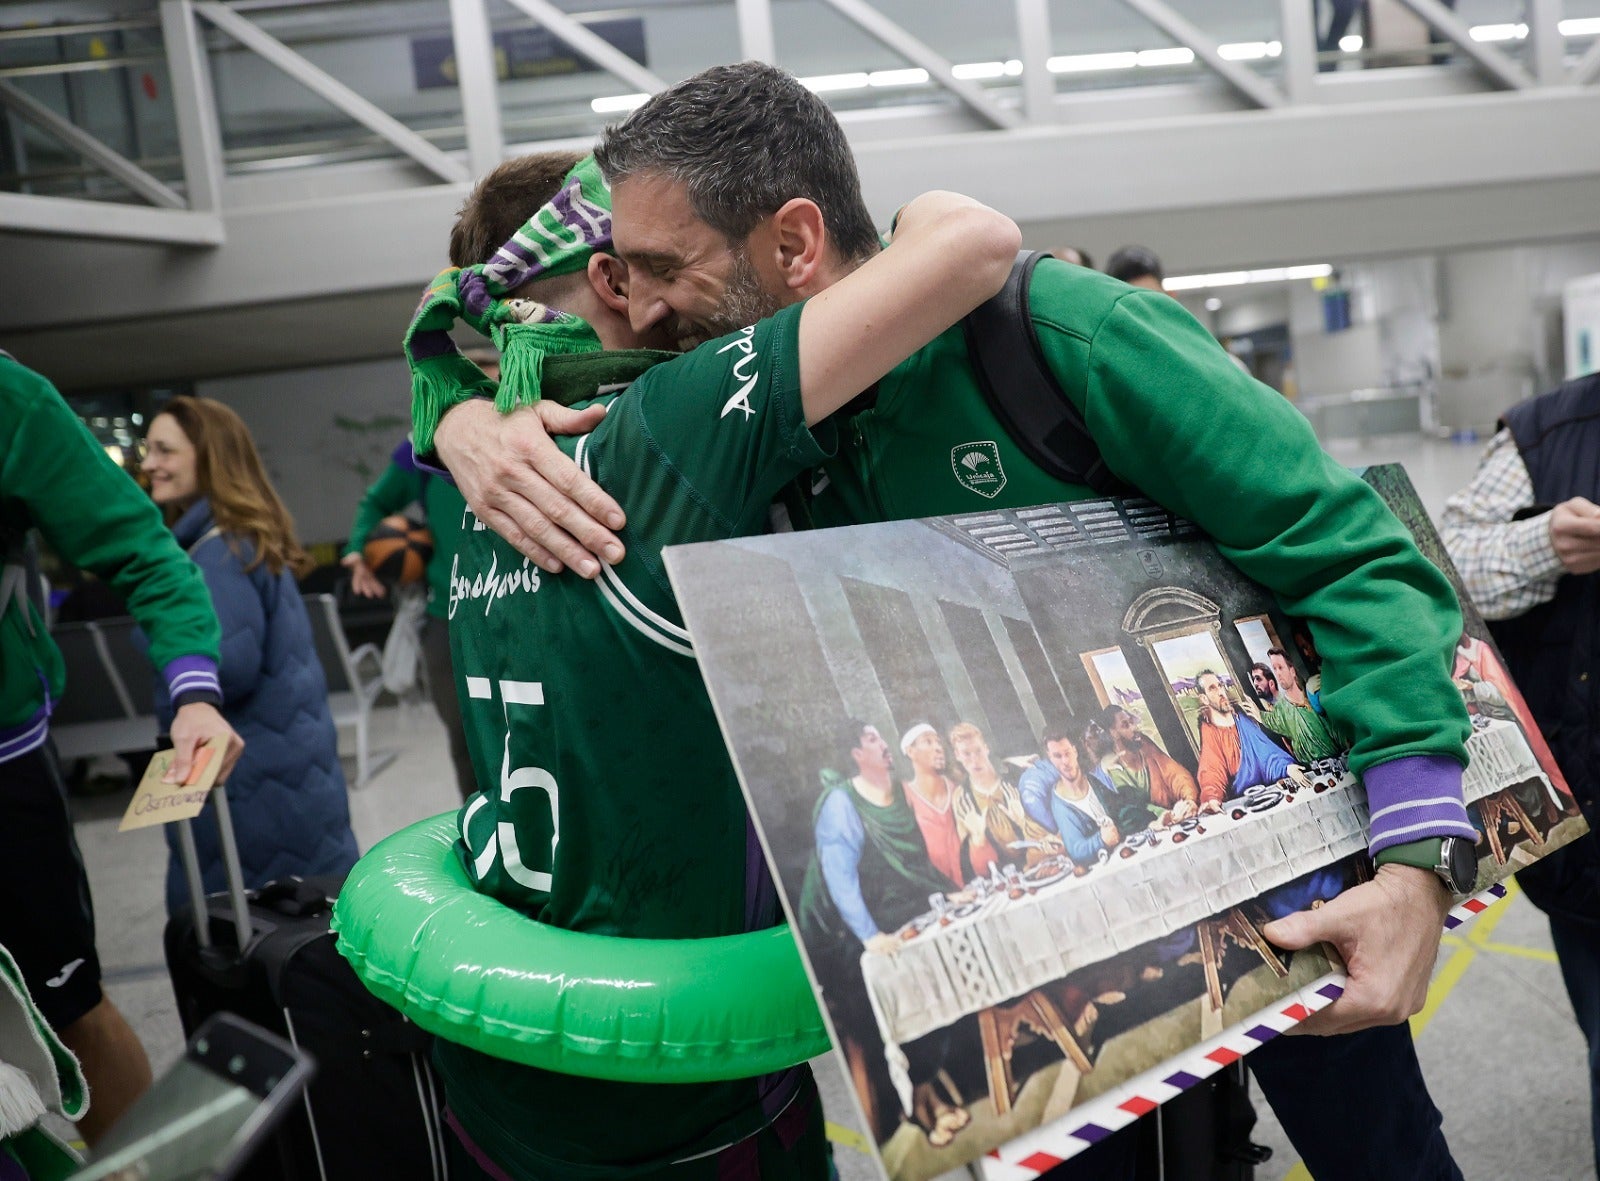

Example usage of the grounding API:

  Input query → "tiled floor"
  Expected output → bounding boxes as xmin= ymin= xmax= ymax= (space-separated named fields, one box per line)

xmin=69 ymin=434 xmax=1593 ymax=1180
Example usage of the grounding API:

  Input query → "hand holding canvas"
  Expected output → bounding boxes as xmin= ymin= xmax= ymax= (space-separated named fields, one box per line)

xmin=1262 ymin=864 xmax=1451 ymax=1036
xmin=433 ymin=397 xmax=620 ymax=578
xmin=166 ymin=701 xmax=244 ymax=784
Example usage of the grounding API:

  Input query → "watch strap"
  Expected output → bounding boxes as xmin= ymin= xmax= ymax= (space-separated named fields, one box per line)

xmin=1373 ymin=837 xmax=1445 ymax=873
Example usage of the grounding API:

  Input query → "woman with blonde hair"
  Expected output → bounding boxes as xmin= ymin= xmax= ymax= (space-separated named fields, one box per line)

xmin=142 ymin=396 xmax=358 ymax=913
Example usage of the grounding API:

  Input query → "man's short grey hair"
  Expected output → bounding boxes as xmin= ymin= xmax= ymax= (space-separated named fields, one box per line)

xmin=594 ymin=61 xmax=881 ymax=265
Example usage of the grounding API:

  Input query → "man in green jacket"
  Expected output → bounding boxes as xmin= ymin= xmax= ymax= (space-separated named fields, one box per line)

xmin=429 ymin=64 xmax=1475 ymax=1180
xmin=342 ymin=436 xmax=473 ymax=798
xmin=0 ymin=354 xmax=243 ymax=1146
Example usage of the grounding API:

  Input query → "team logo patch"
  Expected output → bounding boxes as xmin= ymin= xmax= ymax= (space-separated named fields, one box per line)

xmin=951 ymin=441 xmax=1007 ymax=499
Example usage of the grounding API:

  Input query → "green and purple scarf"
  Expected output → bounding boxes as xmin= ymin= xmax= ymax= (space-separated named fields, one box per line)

xmin=404 ymin=155 xmax=614 ymax=454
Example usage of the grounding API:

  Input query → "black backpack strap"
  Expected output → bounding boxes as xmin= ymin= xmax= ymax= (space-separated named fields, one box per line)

xmin=962 ymin=251 xmax=1133 ymax=498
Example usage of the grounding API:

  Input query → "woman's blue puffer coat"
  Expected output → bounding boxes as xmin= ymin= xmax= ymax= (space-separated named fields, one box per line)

xmin=155 ymin=499 xmax=359 ymax=914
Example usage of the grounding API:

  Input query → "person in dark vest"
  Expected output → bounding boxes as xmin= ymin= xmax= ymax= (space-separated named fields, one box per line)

xmin=1440 ymin=369 xmax=1600 ymax=1173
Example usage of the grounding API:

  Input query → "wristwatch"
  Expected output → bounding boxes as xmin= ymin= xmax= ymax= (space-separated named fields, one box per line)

xmin=1373 ymin=837 xmax=1477 ymax=895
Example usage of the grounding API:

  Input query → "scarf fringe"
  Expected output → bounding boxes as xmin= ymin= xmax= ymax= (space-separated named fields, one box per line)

xmin=0 ymin=1062 xmax=45 ymax=1140
xmin=410 ymin=353 xmax=495 ymax=456
xmin=494 ymin=327 xmax=545 ymax=415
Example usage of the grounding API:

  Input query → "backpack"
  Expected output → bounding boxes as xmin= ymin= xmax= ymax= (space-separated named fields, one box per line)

xmin=961 ymin=250 xmax=1136 ymax=500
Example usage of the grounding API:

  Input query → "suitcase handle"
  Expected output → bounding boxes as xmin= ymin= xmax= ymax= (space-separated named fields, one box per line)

xmin=254 ymin=877 xmax=333 ymax=918
xmin=176 ymin=781 xmax=254 ymax=955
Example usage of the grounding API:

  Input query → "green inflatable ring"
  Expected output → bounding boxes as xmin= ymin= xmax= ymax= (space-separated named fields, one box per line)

xmin=331 ymin=812 xmax=831 ymax=1083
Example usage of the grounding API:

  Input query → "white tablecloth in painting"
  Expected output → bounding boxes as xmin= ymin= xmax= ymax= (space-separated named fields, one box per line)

xmin=861 ymin=718 xmax=1545 ymax=1110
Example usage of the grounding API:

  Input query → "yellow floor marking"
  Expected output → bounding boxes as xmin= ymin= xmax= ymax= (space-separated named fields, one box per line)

xmin=1476 ymin=940 xmax=1560 ymax=964
xmin=825 ymin=1121 xmax=873 ymax=1154
xmin=1284 ymin=1162 xmax=1314 ymax=1181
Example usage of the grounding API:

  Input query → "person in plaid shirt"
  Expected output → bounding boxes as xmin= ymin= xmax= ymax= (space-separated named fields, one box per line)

xmin=1440 ymin=370 xmax=1600 ymax=1175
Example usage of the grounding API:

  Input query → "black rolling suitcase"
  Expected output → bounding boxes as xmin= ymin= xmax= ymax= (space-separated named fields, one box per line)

xmin=163 ymin=783 xmax=449 ymax=1181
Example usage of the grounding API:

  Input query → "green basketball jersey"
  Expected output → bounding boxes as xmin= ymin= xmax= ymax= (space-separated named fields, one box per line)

xmin=439 ymin=304 xmax=831 ymax=1176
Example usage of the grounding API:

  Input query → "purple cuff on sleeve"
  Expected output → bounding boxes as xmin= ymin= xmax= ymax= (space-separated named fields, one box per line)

xmin=163 ymin=655 xmax=221 ymax=704
xmin=413 ymin=450 xmax=457 ymax=484
xmin=1363 ymin=754 xmax=1477 ymax=856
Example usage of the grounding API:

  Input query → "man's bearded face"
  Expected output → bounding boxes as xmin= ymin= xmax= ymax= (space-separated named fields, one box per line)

xmin=1111 ymin=711 xmax=1140 ymax=747
xmin=703 ymin=246 xmax=786 ymax=339
xmin=610 ymin=172 xmax=789 ymax=352
xmin=1201 ymin=675 xmax=1233 ymax=715
xmin=1251 ymin=667 xmax=1276 ymax=699
xmin=854 ymin=726 xmax=891 ymax=773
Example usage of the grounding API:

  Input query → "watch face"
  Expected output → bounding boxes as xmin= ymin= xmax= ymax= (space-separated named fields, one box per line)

xmin=1446 ymin=837 xmax=1478 ymax=893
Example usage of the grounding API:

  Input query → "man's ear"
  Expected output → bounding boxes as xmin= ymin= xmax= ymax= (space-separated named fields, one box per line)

xmin=761 ymin=198 xmax=828 ymax=294
xmin=587 ymin=253 xmax=630 ymax=315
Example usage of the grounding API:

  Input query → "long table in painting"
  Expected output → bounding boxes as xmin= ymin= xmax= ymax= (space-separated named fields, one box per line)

xmin=860 ymin=717 xmax=1549 ymax=1112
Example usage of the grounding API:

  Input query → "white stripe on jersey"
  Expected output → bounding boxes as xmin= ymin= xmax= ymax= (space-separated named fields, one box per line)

xmin=499 ymin=680 xmax=544 ymax=705
xmin=575 ymin=435 xmax=697 ymax=659
xmin=461 ymin=794 xmax=499 ymax=880
xmin=465 ymin=676 xmax=493 ymax=699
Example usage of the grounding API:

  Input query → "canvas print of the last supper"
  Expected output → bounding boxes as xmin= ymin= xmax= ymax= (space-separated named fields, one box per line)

xmin=662 ymin=465 xmax=1586 ymax=1181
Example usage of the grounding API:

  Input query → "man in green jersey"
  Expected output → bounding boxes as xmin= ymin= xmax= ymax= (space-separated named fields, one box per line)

xmin=343 ymin=436 xmax=473 ymax=797
xmin=433 ymin=64 xmax=1476 ymax=1181
xmin=407 ymin=152 xmax=1019 ymax=1178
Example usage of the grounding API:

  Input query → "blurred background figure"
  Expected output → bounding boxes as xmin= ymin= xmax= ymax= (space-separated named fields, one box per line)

xmin=1105 ymin=245 xmax=1166 ymax=292
xmin=142 ymin=396 xmax=359 ymax=914
xmin=342 ymin=434 xmax=474 ymax=800
xmin=1440 ymin=371 xmax=1600 ymax=1175
xmin=1049 ymin=246 xmax=1095 ymax=270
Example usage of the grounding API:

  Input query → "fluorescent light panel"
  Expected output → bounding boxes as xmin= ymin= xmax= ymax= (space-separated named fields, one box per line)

xmin=593 ymin=21 xmax=1600 ymax=111
xmin=590 ymin=92 xmax=648 ymax=113
xmin=1165 ymin=264 xmax=1332 ymax=292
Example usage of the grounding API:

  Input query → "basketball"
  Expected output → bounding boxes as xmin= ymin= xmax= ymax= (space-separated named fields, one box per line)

xmin=362 ymin=515 xmax=433 ymax=585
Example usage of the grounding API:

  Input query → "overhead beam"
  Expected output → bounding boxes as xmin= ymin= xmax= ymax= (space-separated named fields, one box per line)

xmin=0 ymin=80 xmax=184 ymax=208
xmin=1525 ymin=0 xmax=1566 ymax=85
xmin=1574 ymin=36 xmax=1600 ymax=86
xmin=1389 ymin=0 xmax=1535 ymax=90
xmin=159 ymin=0 xmax=224 ymax=214
xmin=193 ymin=1 xmax=469 ymax=183
xmin=1277 ymin=0 xmax=1320 ymax=105
xmin=812 ymin=0 xmax=1024 ymax=130
xmin=497 ymin=0 xmax=665 ymax=96
xmin=447 ymin=0 xmax=503 ymax=177
xmin=8 ymin=86 xmax=1600 ymax=330
xmin=0 ymin=191 xmax=223 ymax=244
xmin=735 ymin=0 xmax=777 ymax=64
xmin=1116 ymin=0 xmax=1284 ymax=109
xmin=1013 ymin=0 xmax=1056 ymax=124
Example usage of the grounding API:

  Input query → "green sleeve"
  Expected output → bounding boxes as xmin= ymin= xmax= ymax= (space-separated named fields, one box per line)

xmin=1032 ymin=280 xmax=1470 ymax=779
xmin=2 ymin=364 xmax=219 ymax=671
xmin=346 ymin=459 xmax=424 ymax=556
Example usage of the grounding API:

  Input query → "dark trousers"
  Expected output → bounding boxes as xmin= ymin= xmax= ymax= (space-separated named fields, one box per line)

xmin=1045 ymin=1024 xmax=1459 ymax=1181
xmin=0 ymin=740 xmax=104 ymax=1029
xmin=421 ymin=614 xmax=476 ymax=800
xmin=1550 ymin=912 xmax=1600 ymax=1178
